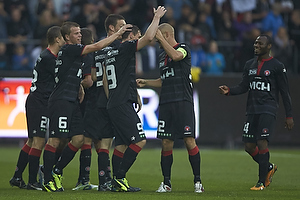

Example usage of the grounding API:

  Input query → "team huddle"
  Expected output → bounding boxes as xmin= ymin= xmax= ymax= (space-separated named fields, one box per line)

xmin=9 ymin=6 xmax=204 ymax=193
xmin=9 ymin=4 xmax=294 ymax=194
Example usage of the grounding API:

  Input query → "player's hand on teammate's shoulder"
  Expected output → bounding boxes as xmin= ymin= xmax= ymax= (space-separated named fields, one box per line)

xmin=285 ymin=118 xmax=294 ymax=130
xmin=153 ymin=6 xmax=167 ymax=18
xmin=218 ymin=85 xmax=229 ymax=95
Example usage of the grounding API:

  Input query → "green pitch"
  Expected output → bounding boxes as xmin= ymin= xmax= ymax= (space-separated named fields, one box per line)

xmin=0 ymin=146 xmax=299 ymax=200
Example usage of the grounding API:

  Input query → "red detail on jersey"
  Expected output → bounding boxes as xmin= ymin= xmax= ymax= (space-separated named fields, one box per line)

xmin=262 ymin=128 xmax=268 ymax=133
xmin=264 ymin=70 xmax=270 ymax=76
xmin=184 ymin=126 xmax=190 ymax=131
xmin=257 ymin=57 xmax=273 ymax=75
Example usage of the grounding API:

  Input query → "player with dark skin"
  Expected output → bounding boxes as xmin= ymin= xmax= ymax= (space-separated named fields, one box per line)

xmin=219 ymin=35 xmax=294 ymax=190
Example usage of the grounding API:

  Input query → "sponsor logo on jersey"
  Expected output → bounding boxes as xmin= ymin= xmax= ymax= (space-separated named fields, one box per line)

xmin=105 ymin=57 xmax=116 ymax=65
xmin=249 ymin=81 xmax=270 ymax=91
xmin=107 ymin=49 xmax=119 ymax=56
xmin=249 ymin=69 xmax=257 ymax=75
xmin=159 ymin=62 xmax=165 ymax=68
xmin=264 ymin=70 xmax=270 ymax=76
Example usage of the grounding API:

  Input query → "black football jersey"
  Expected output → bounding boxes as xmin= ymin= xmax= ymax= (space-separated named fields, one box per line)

xmin=158 ymin=43 xmax=193 ymax=105
xmin=82 ymin=52 xmax=98 ymax=106
xmin=49 ymin=44 xmax=85 ymax=102
xmin=94 ymin=40 xmax=121 ymax=108
xmin=29 ymin=48 xmax=56 ymax=102
xmin=228 ymin=57 xmax=293 ymax=117
xmin=105 ymin=40 xmax=138 ymax=109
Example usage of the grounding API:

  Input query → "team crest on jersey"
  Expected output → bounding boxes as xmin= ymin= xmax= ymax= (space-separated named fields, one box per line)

xmin=262 ymin=128 xmax=269 ymax=133
xmin=264 ymin=70 xmax=270 ymax=76
xmin=184 ymin=126 xmax=190 ymax=131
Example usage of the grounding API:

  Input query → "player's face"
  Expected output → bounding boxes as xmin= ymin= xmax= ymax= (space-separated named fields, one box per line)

xmin=114 ymin=19 xmax=126 ymax=39
xmin=253 ymin=36 xmax=270 ymax=56
xmin=68 ymin=26 xmax=82 ymax=44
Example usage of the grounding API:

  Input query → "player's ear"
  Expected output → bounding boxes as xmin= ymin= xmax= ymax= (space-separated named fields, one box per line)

xmin=64 ymin=34 xmax=70 ymax=42
xmin=108 ymin=25 xmax=115 ymax=33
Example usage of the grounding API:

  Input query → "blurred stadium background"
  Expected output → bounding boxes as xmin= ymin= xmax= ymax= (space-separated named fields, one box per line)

xmin=0 ymin=0 xmax=299 ymax=148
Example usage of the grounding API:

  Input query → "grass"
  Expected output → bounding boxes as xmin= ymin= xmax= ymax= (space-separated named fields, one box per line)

xmin=0 ymin=147 xmax=299 ymax=200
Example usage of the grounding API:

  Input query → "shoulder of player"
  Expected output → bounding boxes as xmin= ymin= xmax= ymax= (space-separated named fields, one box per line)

xmin=39 ymin=49 xmax=56 ymax=62
xmin=176 ymin=43 xmax=190 ymax=50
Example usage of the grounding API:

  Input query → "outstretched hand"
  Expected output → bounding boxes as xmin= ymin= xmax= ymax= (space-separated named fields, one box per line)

xmin=136 ymin=79 xmax=146 ymax=88
xmin=219 ymin=85 xmax=229 ymax=95
xmin=153 ymin=6 xmax=167 ymax=18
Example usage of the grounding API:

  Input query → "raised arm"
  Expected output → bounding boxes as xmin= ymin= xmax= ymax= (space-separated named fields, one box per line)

xmin=137 ymin=6 xmax=166 ymax=51
xmin=155 ymin=29 xmax=184 ymax=62
xmin=82 ymin=24 xmax=132 ymax=55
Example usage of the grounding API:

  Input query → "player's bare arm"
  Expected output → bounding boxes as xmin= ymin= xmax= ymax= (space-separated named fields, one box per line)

xmin=102 ymin=66 xmax=109 ymax=98
xmin=136 ymin=78 xmax=162 ymax=88
xmin=82 ymin=24 xmax=132 ymax=55
xmin=137 ymin=6 xmax=166 ymax=51
xmin=81 ymin=75 xmax=93 ymax=89
xmin=78 ymin=84 xmax=85 ymax=103
xmin=91 ymin=68 xmax=97 ymax=82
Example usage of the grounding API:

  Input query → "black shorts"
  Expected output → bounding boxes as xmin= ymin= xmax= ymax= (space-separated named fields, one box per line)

xmin=25 ymin=94 xmax=48 ymax=138
xmin=108 ymin=102 xmax=146 ymax=146
xmin=157 ymin=101 xmax=195 ymax=140
xmin=83 ymin=107 xmax=114 ymax=140
xmin=242 ymin=114 xmax=276 ymax=143
xmin=48 ymin=99 xmax=84 ymax=138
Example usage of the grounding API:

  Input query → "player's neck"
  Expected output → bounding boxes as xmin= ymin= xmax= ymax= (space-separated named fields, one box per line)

xmin=48 ymin=45 xmax=60 ymax=55
xmin=257 ymin=54 xmax=271 ymax=62
xmin=169 ymin=38 xmax=177 ymax=47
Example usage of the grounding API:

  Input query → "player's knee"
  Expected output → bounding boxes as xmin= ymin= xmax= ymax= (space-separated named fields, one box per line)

xmin=136 ymin=139 xmax=146 ymax=149
xmin=47 ymin=137 xmax=60 ymax=148
xmin=26 ymin=138 xmax=33 ymax=147
xmin=71 ymin=134 xmax=84 ymax=148
xmin=161 ymin=139 xmax=173 ymax=150
xmin=184 ymin=137 xmax=196 ymax=148
xmin=244 ymin=142 xmax=256 ymax=153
